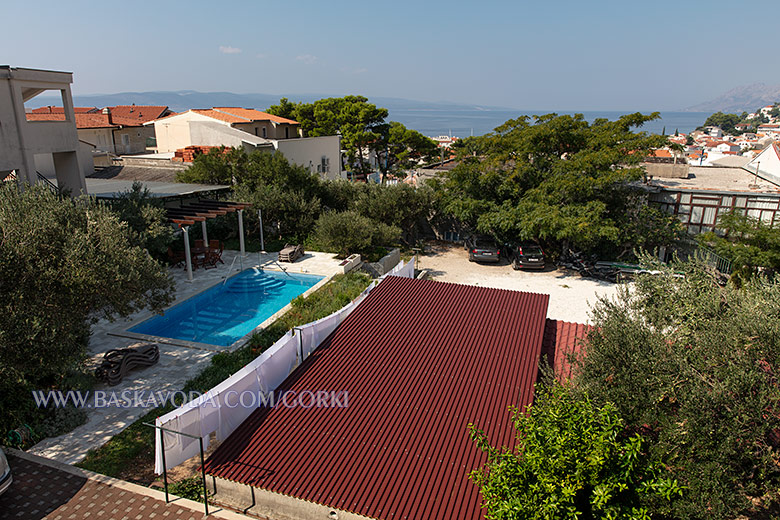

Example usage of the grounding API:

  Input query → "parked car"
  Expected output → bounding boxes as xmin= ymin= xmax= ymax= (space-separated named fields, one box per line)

xmin=507 ymin=243 xmax=545 ymax=270
xmin=465 ymin=237 xmax=501 ymax=263
xmin=0 ymin=446 xmax=12 ymax=496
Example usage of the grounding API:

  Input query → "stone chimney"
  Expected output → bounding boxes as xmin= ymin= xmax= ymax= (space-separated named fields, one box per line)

xmin=102 ymin=107 xmax=111 ymax=124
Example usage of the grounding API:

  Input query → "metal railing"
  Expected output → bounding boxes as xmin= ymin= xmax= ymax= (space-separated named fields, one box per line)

xmin=679 ymin=234 xmax=732 ymax=275
xmin=36 ymin=171 xmax=60 ymax=196
xmin=694 ymin=246 xmax=732 ymax=275
xmin=144 ymin=422 xmax=210 ymax=516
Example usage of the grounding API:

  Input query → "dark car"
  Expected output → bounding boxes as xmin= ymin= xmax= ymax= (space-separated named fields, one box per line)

xmin=507 ymin=243 xmax=545 ymax=270
xmin=466 ymin=237 xmax=501 ymax=263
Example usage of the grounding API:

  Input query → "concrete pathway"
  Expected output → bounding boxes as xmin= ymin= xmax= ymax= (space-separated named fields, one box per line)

xmin=28 ymin=250 xmax=344 ymax=465
xmin=0 ymin=449 xmax=259 ymax=520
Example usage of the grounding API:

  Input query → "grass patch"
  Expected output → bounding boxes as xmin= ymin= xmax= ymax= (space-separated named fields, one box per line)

xmin=76 ymin=272 xmax=372 ymax=481
xmin=77 ymin=404 xmax=174 ymax=481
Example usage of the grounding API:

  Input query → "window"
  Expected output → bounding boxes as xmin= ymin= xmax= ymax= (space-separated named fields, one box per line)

xmin=285 ymin=127 xmax=289 ymax=139
xmin=262 ymin=127 xmax=267 ymax=138
xmin=321 ymin=156 xmax=330 ymax=173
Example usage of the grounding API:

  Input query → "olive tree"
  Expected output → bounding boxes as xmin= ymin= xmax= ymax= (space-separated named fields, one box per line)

xmin=0 ymin=185 xmax=174 ymax=431
xmin=578 ymin=258 xmax=780 ymax=519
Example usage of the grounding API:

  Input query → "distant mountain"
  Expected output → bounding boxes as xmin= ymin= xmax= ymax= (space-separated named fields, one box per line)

xmin=685 ymin=83 xmax=780 ymax=113
xmin=30 ymin=90 xmax=512 ymax=114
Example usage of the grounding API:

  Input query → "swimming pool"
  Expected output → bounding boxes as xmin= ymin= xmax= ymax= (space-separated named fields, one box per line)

xmin=129 ymin=269 xmax=323 ymax=346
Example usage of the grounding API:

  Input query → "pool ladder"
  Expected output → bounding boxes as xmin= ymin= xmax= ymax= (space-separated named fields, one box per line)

xmin=222 ymin=254 xmax=245 ymax=285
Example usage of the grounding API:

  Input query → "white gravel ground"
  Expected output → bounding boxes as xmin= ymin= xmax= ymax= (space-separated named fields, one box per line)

xmin=416 ymin=242 xmax=623 ymax=324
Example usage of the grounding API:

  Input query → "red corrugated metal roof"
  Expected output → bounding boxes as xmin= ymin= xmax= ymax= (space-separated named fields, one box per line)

xmin=204 ymin=276 xmax=550 ymax=520
xmin=541 ymin=319 xmax=591 ymax=382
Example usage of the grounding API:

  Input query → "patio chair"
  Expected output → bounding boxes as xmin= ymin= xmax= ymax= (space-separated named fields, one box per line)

xmin=208 ymin=239 xmax=224 ymax=264
xmin=278 ymin=244 xmax=305 ymax=262
xmin=194 ymin=239 xmax=205 ymax=249
xmin=95 ymin=343 xmax=160 ymax=386
xmin=167 ymin=247 xmax=185 ymax=268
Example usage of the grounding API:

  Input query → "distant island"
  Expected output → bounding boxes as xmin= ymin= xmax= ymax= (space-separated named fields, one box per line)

xmin=33 ymin=90 xmax=514 ymax=115
xmin=685 ymin=83 xmax=780 ymax=113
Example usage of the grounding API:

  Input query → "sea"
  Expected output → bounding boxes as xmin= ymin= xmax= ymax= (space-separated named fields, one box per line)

xmin=386 ymin=108 xmax=710 ymax=139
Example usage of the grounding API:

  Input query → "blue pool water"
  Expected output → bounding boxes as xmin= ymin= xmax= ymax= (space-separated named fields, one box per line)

xmin=130 ymin=269 xmax=323 ymax=346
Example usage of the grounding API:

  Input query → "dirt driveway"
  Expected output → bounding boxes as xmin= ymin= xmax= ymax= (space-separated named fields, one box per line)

xmin=416 ymin=242 xmax=622 ymax=324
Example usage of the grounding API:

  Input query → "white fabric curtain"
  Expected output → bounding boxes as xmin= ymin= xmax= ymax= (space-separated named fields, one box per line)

xmin=258 ymin=334 xmax=298 ymax=393
xmin=215 ymin=365 xmax=262 ymax=441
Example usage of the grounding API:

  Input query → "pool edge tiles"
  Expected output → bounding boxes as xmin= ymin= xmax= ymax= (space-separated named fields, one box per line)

xmin=112 ymin=268 xmax=331 ymax=352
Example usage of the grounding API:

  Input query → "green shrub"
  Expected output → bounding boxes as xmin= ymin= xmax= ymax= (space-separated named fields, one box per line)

xmin=578 ymin=258 xmax=780 ymax=519
xmin=0 ymin=184 xmax=173 ymax=439
xmin=169 ymin=476 xmax=209 ymax=501
xmin=470 ymin=383 xmax=681 ymax=520
xmin=310 ymin=210 xmax=399 ymax=258
xmin=110 ymin=181 xmax=175 ymax=261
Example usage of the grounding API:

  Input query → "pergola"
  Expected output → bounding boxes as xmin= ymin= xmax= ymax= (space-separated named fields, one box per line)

xmin=166 ymin=199 xmax=252 ymax=282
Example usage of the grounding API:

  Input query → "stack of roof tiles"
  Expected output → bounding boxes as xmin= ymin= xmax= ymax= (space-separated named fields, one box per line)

xmin=204 ymin=276 xmax=551 ymax=520
xmin=172 ymin=145 xmax=227 ymax=162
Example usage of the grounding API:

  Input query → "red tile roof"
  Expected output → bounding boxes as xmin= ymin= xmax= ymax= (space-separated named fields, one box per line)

xmin=204 ymin=276 xmax=550 ymax=520
xmin=77 ymin=113 xmax=120 ymax=129
xmin=108 ymin=105 xmax=170 ymax=126
xmin=540 ymin=319 xmax=590 ymax=382
xmin=30 ymin=106 xmax=98 ymax=114
xmin=27 ymin=111 xmax=120 ymax=129
xmin=191 ymin=107 xmax=299 ymax=125
xmin=25 ymin=113 xmax=67 ymax=122
xmin=191 ymin=109 xmax=247 ymax=123
xmin=215 ymin=107 xmax=298 ymax=124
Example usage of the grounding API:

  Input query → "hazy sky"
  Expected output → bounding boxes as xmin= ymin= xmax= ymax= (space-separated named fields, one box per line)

xmin=3 ymin=0 xmax=778 ymax=111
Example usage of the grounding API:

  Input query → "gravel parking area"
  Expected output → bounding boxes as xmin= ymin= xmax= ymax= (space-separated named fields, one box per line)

xmin=417 ymin=242 xmax=622 ymax=324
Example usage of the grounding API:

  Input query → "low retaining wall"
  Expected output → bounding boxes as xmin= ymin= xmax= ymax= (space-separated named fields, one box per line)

xmin=208 ymin=475 xmax=371 ymax=520
xmin=363 ymin=248 xmax=400 ymax=277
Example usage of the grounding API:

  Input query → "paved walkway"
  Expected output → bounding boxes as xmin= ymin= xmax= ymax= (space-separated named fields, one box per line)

xmin=29 ymin=250 xmax=344 ymax=465
xmin=0 ymin=450 xmax=254 ymax=520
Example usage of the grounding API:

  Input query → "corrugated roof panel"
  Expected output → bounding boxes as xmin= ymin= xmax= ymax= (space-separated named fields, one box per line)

xmin=204 ymin=276 xmax=550 ymax=520
xmin=541 ymin=319 xmax=591 ymax=381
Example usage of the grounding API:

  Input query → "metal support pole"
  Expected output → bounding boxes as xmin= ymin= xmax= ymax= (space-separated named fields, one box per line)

xmin=258 ymin=209 xmax=265 ymax=252
xmin=183 ymin=226 xmax=193 ymax=282
xmin=145 ymin=423 xmax=210 ymax=516
xmin=160 ymin=428 xmax=169 ymax=503
xmin=201 ymin=220 xmax=208 ymax=246
xmin=199 ymin=437 xmax=209 ymax=516
xmin=294 ymin=327 xmax=303 ymax=364
xmin=238 ymin=209 xmax=245 ymax=256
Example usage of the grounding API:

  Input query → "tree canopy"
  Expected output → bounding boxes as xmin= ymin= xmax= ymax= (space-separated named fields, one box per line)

xmin=701 ymin=112 xmax=744 ymax=135
xmin=0 ymin=184 xmax=173 ymax=433
xmin=698 ymin=211 xmax=780 ymax=282
xmin=432 ymin=113 xmax=678 ymax=256
xmin=267 ymin=96 xmax=437 ymax=179
xmin=577 ymin=258 xmax=780 ymax=519
xmin=177 ymin=147 xmax=431 ymax=250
